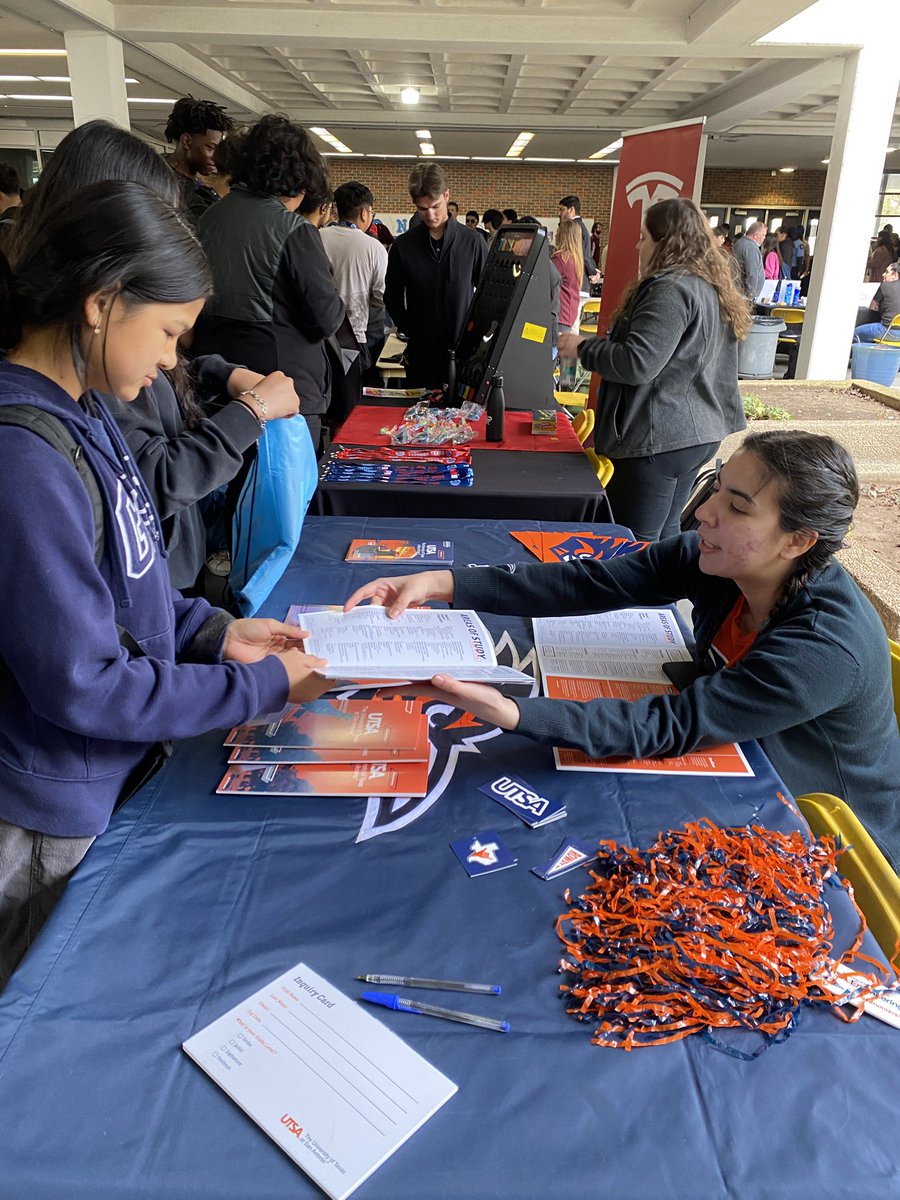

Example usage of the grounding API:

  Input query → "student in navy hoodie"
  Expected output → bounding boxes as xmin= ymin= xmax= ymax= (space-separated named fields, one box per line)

xmin=9 ymin=120 xmax=303 ymax=592
xmin=0 ymin=180 xmax=327 ymax=989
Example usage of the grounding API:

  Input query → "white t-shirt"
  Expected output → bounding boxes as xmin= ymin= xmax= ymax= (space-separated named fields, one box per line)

xmin=319 ymin=224 xmax=388 ymax=344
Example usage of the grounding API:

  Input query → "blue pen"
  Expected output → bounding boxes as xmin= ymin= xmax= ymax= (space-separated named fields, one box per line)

xmin=362 ymin=991 xmax=510 ymax=1033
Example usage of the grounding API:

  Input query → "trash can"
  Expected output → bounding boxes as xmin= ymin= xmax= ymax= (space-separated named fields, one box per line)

xmin=851 ymin=343 xmax=900 ymax=388
xmin=737 ymin=316 xmax=786 ymax=380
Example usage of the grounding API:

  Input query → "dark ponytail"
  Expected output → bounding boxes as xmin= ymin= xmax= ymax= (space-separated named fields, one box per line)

xmin=0 ymin=179 xmax=211 ymax=385
xmin=742 ymin=430 xmax=859 ymax=620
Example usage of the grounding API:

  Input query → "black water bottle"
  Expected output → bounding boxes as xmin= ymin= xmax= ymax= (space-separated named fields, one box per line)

xmin=486 ymin=373 xmax=505 ymax=443
xmin=442 ymin=349 xmax=457 ymax=407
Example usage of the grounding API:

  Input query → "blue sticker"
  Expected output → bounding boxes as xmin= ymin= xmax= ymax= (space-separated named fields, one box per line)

xmin=478 ymin=774 xmax=567 ymax=828
xmin=451 ymin=830 xmax=518 ymax=877
xmin=531 ymin=836 xmax=597 ymax=880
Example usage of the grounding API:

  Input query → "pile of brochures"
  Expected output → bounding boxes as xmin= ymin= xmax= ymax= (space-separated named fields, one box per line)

xmin=217 ymin=699 xmax=432 ymax=797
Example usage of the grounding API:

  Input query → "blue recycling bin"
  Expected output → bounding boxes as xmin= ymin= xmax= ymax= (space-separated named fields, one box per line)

xmin=850 ymin=343 xmax=900 ymax=387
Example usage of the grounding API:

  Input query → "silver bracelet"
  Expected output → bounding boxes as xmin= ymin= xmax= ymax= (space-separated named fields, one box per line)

xmin=238 ymin=388 xmax=268 ymax=432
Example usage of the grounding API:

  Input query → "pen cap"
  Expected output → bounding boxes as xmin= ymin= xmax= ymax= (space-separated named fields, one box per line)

xmin=361 ymin=991 xmax=403 ymax=1010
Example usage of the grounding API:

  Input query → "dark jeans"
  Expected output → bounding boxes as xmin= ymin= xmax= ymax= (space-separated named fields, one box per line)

xmin=0 ymin=818 xmax=94 ymax=991
xmin=604 ymin=441 xmax=720 ymax=541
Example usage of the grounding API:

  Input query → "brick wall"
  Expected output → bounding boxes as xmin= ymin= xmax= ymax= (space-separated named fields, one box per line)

xmin=327 ymin=159 xmax=827 ymax=223
xmin=328 ymin=160 xmax=615 ymax=223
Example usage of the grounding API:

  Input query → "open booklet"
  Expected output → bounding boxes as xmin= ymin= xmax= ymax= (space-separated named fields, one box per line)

xmin=533 ymin=609 xmax=753 ymax=777
xmin=302 ymin=607 xmax=531 ymax=683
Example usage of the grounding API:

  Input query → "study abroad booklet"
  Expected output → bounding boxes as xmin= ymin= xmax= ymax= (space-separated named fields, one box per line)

xmin=534 ymin=610 xmax=754 ymax=778
xmin=182 ymin=962 xmax=457 ymax=1200
xmin=225 ymin=699 xmax=427 ymax=751
xmin=345 ymin=539 xmax=454 ymax=564
xmin=300 ymin=607 xmax=531 ymax=684
xmin=217 ymin=759 xmax=431 ymax=797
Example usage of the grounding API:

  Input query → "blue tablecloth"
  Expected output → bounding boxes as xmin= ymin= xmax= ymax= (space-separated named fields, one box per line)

xmin=1 ymin=517 xmax=897 ymax=1200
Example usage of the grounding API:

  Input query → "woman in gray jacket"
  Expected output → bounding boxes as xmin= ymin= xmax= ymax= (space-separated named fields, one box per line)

xmin=559 ymin=198 xmax=751 ymax=541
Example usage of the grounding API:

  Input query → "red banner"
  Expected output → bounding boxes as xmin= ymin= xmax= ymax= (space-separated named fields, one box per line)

xmin=594 ymin=118 xmax=706 ymax=354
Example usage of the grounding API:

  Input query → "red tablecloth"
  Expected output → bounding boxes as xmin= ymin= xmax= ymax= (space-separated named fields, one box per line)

xmin=334 ymin=405 xmax=584 ymax=452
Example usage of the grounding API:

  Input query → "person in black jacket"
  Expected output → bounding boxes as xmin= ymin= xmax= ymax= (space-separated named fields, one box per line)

xmin=164 ymin=96 xmax=234 ymax=225
xmin=559 ymin=194 xmax=599 ymax=291
xmin=192 ymin=116 xmax=345 ymax=451
xmin=384 ymin=163 xmax=486 ymax=389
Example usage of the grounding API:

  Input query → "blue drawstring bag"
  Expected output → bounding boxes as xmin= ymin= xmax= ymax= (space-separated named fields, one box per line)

xmin=229 ymin=415 xmax=318 ymax=615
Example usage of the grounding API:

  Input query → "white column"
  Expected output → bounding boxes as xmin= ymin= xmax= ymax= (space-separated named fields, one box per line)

xmin=796 ymin=46 xmax=900 ymax=380
xmin=63 ymin=30 xmax=130 ymax=130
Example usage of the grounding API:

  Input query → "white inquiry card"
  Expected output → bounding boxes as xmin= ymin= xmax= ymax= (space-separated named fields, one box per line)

xmin=183 ymin=963 xmax=457 ymax=1200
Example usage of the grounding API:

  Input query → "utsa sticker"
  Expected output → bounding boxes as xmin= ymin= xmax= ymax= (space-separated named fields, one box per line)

xmin=478 ymin=773 xmax=566 ymax=828
xmin=114 ymin=479 xmax=156 ymax=579
xmin=531 ymin=836 xmax=597 ymax=881
xmin=451 ymin=830 xmax=517 ymax=877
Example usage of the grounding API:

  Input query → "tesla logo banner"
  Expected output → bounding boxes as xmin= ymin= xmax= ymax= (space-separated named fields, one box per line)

xmin=594 ymin=118 xmax=706 ymax=345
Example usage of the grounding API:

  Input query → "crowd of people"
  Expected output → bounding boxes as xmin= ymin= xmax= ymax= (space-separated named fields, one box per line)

xmin=0 ymin=99 xmax=898 ymax=991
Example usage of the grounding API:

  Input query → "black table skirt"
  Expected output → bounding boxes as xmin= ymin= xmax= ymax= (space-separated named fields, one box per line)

xmin=315 ymin=447 xmax=612 ymax=523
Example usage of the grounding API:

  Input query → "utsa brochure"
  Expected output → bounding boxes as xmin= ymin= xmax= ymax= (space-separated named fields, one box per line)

xmin=217 ymin=759 xmax=430 ymax=797
xmin=183 ymin=962 xmax=457 ymax=1200
xmin=225 ymin=699 xmax=426 ymax=751
xmin=300 ymin=607 xmax=531 ymax=683
xmin=345 ymin=539 xmax=454 ymax=564
xmin=534 ymin=610 xmax=753 ymax=778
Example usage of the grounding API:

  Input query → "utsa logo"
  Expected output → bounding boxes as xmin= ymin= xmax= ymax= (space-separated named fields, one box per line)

xmin=491 ymin=776 xmax=548 ymax=817
xmin=467 ymin=838 xmax=499 ymax=866
xmin=280 ymin=1114 xmax=303 ymax=1138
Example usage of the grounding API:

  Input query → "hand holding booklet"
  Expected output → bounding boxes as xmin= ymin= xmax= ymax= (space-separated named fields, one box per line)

xmin=302 ymin=606 xmax=531 ymax=684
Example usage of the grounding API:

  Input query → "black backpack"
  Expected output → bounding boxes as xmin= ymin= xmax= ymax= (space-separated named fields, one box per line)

xmin=0 ymin=404 xmax=105 ymax=563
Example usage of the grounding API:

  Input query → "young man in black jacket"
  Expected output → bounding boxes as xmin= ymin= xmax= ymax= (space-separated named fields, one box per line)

xmin=384 ymin=163 xmax=486 ymax=389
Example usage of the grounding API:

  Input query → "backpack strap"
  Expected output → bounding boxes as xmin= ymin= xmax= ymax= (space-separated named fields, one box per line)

xmin=0 ymin=404 xmax=105 ymax=564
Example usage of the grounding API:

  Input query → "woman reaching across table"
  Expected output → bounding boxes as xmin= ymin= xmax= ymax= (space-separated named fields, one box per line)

xmin=558 ymin=197 xmax=750 ymax=542
xmin=346 ymin=430 xmax=900 ymax=872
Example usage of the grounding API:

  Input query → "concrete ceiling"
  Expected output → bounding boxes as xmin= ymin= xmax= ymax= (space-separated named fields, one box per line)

xmin=0 ymin=0 xmax=898 ymax=170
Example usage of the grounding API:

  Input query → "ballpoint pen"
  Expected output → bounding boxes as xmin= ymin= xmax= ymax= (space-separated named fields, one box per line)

xmin=361 ymin=991 xmax=510 ymax=1033
xmin=356 ymin=974 xmax=502 ymax=995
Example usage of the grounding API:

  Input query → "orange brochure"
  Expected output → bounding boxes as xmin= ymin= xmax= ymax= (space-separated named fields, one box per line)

xmin=510 ymin=530 xmax=648 ymax=564
xmin=544 ymin=674 xmax=753 ymax=777
xmin=225 ymin=698 xmax=426 ymax=753
xmin=227 ymin=716 xmax=430 ymax=765
xmin=216 ymin=759 xmax=430 ymax=797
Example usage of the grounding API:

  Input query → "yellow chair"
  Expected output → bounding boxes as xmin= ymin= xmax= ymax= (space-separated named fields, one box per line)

xmin=572 ymin=408 xmax=595 ymax=445
xmin=771 ymin=304 xmax=804 ymax=347
xmin=584 ymin=446 xmax=614 ymax=487
xmin=874 ymin=313 xmax=900 ymax=346
xmin=797 ymin=792 xmax=900 ymax=970
xmin=889 ymin=638 xmax=900 ymax=732
xmin=578 ymin=298 xmax=600 ymax=335
xmin=554 ymin=388 xmax=587 ymax=409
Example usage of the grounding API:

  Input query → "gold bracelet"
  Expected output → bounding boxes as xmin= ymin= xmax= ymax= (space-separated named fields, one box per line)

xmin=238 ymin=388 xmax=268 ymax=431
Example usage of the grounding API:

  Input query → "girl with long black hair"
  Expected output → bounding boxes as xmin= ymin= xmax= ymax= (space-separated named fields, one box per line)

xmin=0 ymin=181 xmax=326 ymax=987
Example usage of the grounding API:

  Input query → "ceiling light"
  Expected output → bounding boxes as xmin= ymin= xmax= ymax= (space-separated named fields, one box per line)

xmin=419 ymin=142 xmax=435 ymax=155
xmin=525 ymin=157 xmax=574 ymax=163
xmin=888 ymin=147 xmax=897 ymax=153
xmin=126 ymin=97 xmax=177 ymax=104
xmin=577 ymin=158 xmax=619 ymax=164
xmin=505 ymin=131 xmax=534 ymax=158
xmin=309 ymin=126 xmax=353 ymax=153
xmin=472 ymin=156 xmax=523 ymax=162
xmin=589 ymin=138 xmax=623 ymax=160
xmin=779 ymin=166 xmax=795 ymax=173
xmin=0 ymin=93 xmax=72 ymax=101
xmin=400 ymin=87 xmax=419 ymax=105
xmin=415 ymin=129 xmax=431 ymax=139
xmin=0 ymin=48 xmax=67 ymax=56
xmin=821 ymin=157 xmax=830 ymax=164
